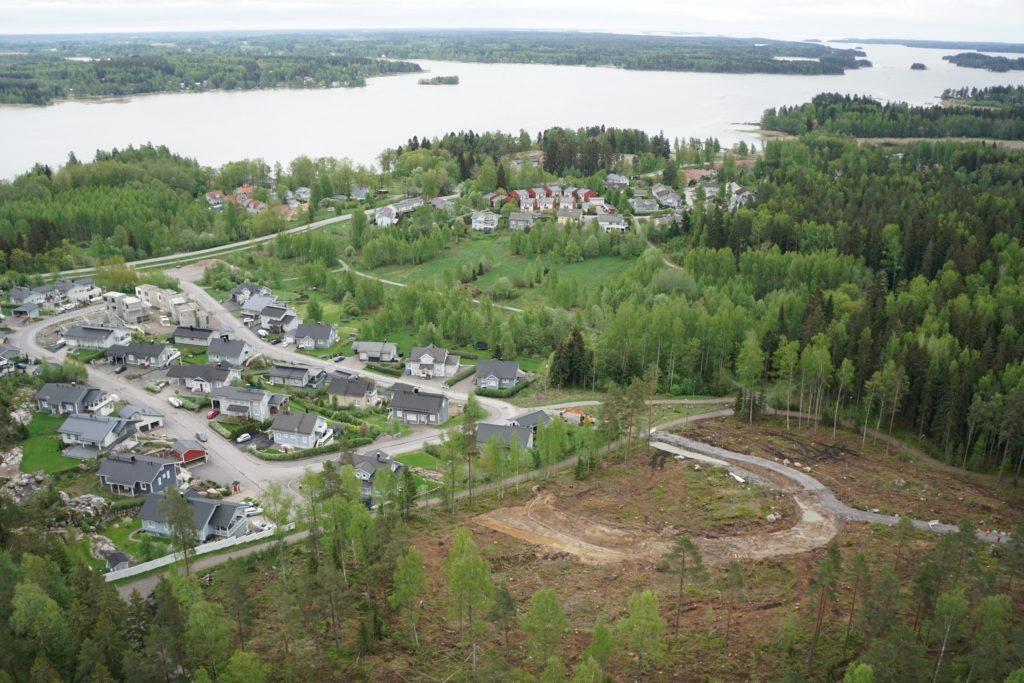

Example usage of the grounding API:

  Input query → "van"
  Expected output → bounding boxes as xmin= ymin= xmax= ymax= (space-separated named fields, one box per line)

xmin=257 ymin=329 xmax=269 ymax=338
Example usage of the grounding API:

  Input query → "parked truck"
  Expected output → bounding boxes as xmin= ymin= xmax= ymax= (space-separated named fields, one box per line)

xmin=559 ymin=408 xmax=594 ymax=426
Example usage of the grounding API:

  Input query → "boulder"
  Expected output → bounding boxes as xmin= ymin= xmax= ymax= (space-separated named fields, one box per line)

xmin=66 ymin=494 xmax=111 ymax=518
xmin=1 ymin=470 xmax=49 ymax=504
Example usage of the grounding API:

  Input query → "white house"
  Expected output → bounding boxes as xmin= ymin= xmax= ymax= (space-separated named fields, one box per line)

xmin=352 ymin=341 xmax=398 ymax=362
xmin=287 ymin=323 xmax=337 ymax=350
xmin=405 ymin=345 xmax=460 ymax=379
xmin=270 ymin=412 xmax=331 ymax=451
xmin=471 ymin=211 xmax=500 ymax=233
xmin=62 ymin=325 xmax=131 ymax=350
xmin=475 ymin=360 xmax=520 ymax=390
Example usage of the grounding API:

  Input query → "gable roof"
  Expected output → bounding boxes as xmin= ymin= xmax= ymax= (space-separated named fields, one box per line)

xmin=58 ymin=413 xmax=132 ymax=442
xmin=119 ymin=404 xmax=164 ymax=420
xmin=107 ymin=343 xmax=168 ymax=360
xmin=390 ymin=387 xmax=447 ymax=414
xmin=353 ymin=341 xmax=397 ymax=356
xmin=476 ymin=360 xmax=519 ymax=381
xmin=409 ymin=344 xmax=449 ymax=364
xmin=328 ymin=374 xmax=373 ymax=397
xmin=270 ymin=412 xmax=323 ymax=435
xmin=172 ymin=326 xmax=217 ymax=341
xmin=352 ymin=450 xmax=406 ymax=481
xmin=63 ymin=325 xmax=121 ymax=342
xmin=166 ymin=363 xmax=235 ymax=383
xmin=269 ymin=364 xmax=314 ymax=381
xmin=242 ymin=294 xmax=279 ymax=313
xmin=476 ymin=423 xmax=533 ymax=448
xmin=98 ymin=453 xmax=175 ymax=486
xmin=292 ymin=323 xmax=335 ymax=342
xmin=36 ymin=382 xmax=102 ymax=406
xmin=139 ymin=491 xmax=244 ymax=531
xmin=513 ymin=409 xmax=551 ymax=429
xmin=208 ymin=338 xmax=249 ymax=358
xmin=171 ymin=438 xmax=207 ymax=455
xmin=211 ymin=385 xmax=269 ymax=403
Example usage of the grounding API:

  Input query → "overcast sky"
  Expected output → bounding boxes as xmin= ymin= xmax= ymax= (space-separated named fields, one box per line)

xmin=2 ymin=0 xmax=1022 ymax=43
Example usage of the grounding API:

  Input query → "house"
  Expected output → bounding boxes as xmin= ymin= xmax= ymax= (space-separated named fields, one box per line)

xmin=139 ymin=491 xmax=247 ymax=541
xmin=375 ymin=197 xmax=424 ymax=226
xmin=351 ymin=187 xmax=370 ymax=202
xmin=556 ymin=208 xmax=582 ymax=224
xmin=698 ymin=181 xmax=720 ymax=201
xmin=171 ymin=326 xmax=220 ymax=347
xmin=727 ymin=182 xmax=756 ymax=211
xmin=485 ymin=192 xmax=505 ymax=208
xmin=207 ymin=338 xmax=254 ymax=367
xmin=58 ymin=414 xmax=136 ymax=458
xmin=471 ymin=211 xmax=500 ymax=233
xmin=36 ymin=383 xmax=114 ymax=415
xmin=294 ymin=186 xmax=311 ymax=202
xmin=62 ymin=325 xmax=131 ymax=350
xmin=509 ymin=212 xmax=535 ymax=231
xmin=210 ymin=386 xmax=284 ymax=420
xmin=476 ymin=423 xmax=534 ymax=449
xmin=537 ymin=196 xmax=556 ymax=212
xmin=475 ymin=360 xmax=520 ymax=390
xmin=172 ymin=302 xmax=212 ymax=329
xmin=118 ymin=404 xmax=165 ymax=433
xmin=12 ymin=303 xmax=40 ymax=319
xmin=593 ymin=214 xmax=629 ymax=233
xmin=576 ymin=188 xmax=598 ymax=203
xmin=205 ymin=190 xmax=225 ymax=209
xmin=170 ymin=438 xmax=208 ymax=464
xmin=166 ymin=363 xmax=240 ymax=393
xmin=582 ymin=195 xmax=606 ymax=211
xmin=8 ymin=286 xmax=46 ymax=306
xmin=288 ymin=323 xmax=338 ymax=350
xmin=652 ymin=183 xmax=682 ymax=208
xmin=267 ymin=364 xmax=327 ymax=388
xmin=244 ymin=199 xmax=267 ymax=215
xmin=327 ymin=373 xmax=376 ymax=407
xmin=389 ymin=386 xmax=449 ymax=425
xmin=259 ymin=304 xmax=300 ymax=334
xmin=0 ymin=345 xmax=23 ymax=362
xmin=230 ymin=283 xmax=270 ymax=305
xmin=103 ymin=292 xmax=149 ymax=324
xmin=375 ymin=205 xmax=398 ymax=226
xmin=629 ymin=198 xmax=660 ymax=214
xmin=518 ymin=197 xmax=536 ymax=212
xmin=605 ymin=173 xmax=629 ymax=190
xmin=134 ymin=284 xmax=177 ymax=312
xmin=511 ymin=409 xmax=551 ymax=430
xmin=107 ymin=343 xmax=179 ymax=369
xmin=241 ymin=294 xmax=280 ymax=318
xmin=270 ymin=412 xmax=331 ymax=451
xmin=353 ymin=341 xmax=398 ymax=362
xmin=54 ymin=278 xmax=99 ymax=303
xmin=98 ymin=453 xmax=177 ymax=497
xmin=405 ymin=344 xmax=460 ymax=379
xmin=352 ymin=450 xmax=407 ymax=500
xmin=508 ymin=189 xmax=530 ymax=203
xmin=546 ymin=184 xmax=563 ymax=197
xmin=430 ymin=197 xmax=452 ymax=211
xmin=105 ymin=552 xmax=131 ymax=572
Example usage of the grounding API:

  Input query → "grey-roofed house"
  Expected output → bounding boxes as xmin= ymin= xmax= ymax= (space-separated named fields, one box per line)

xmin=388 ymin=386 xmax=449 ymax=425
xmin=405 ymin=345 xmax=460 ymax=379
xmin=8 ymin=286 xmax=46 ymax=306
xmin=352 ymin=450 xmax=407 ymax=500
xmin=556 ymin=208 xmax=582 ymax=224
xmin=165 ymin=363 xmax=240 ymax=393
xmin=139 ymin=491 xmax=247 ymax=541
xmin=230 ymin=283 xmax=270 ymax=305
xmin=54 ymin=277 xmax=98 ymax=302
xmin=288 ymin=323 xmax=338 ymax=350
xmin=509 ymin=212 xmax=535 ymax=231
xmin=351 ymin=187 xmax=370 ymax=201
xmin=353 ymin=341 xmax=398 ymax=362
xmin=476 ymin=423 xmax=535 ymax=449
xmin=259 ymin=304 xmax=300 ymax=334
xmin=511 ymin=409 xmax=551 ymax=430
xmin=210 ymin=386 xmax=282 ymax=420
xmin=58 ymin=414 xmax=136 ymax=458
xmin=652 ymin=183 xmax=682 ymax=208
xmin=475 ymin=360 xmax=520 ymax=390
xmin=12 ymin=303 xmax=40 ymax=319
xmin=207 ymin=338 xmax=254 ymax=367
xmin=605 ymin=173 xmax=629 ymax=191
xmin=62 ymin=325 xmax=131 ymax=350
xmin=241 ymin=294 xmax=280 ymax=317
xmin=593 ymin=213 xmax=629 ymax=233
xmin=270 ymin=412 xmax=330 ymax=450
xmin=629 ymin=197 xmax=660 ymax=215
xmin=0 ymin=345 xmax=23 ymax=362
xmin=106 ymin=343 xmax=179 ymax=369
xmin=471 ymin=211 xmax=500 ymax=233
xmin=118 ymin=404 xmax=165 ymax=432
xmin=36 ymin=383 xmax=114 ymax=416
xmin=327 ymin=373 xmax=376 ymax=407
xmin=267 ymin=364 xmax=327 ymax=388
xmin=172 ymin=326 xmax=220 ymax=347
xmin=98 ymin=453 xmax=177 ymax=496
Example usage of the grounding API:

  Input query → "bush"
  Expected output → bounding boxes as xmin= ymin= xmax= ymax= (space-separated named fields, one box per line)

xmin=366 ymin=363 xmax=404 ymax=377
xmin=110 ymin=497 xmax=146 ymax=511
xmin=443 ymin=364 xmax=477 ymax=387
xmin=475 ymin=376 xmax=536 ymax=398
xmin=218 ymin=419 xmax=271 ymax=440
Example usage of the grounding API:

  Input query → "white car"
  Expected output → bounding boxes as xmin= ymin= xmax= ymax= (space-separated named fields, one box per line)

xmin=245 ymin=505 xmax=263 ymax=517
xmin=257 ymin=329 xmax=269 ymax=338
xmin=167 ymin=396 xmax=183 ymax=408
xmin=236 ymin=433 xmax=252 ymax=444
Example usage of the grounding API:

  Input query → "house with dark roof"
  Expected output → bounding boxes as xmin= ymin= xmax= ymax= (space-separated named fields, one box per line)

xmin=165 ymin=363 xmax=240 ymax=393
xmin=106 ymin=343 xmax=179 ymax=369
xmin=58 ymin=414 xmax=136 ymax=458
xmin=270 ymin=412 xmax=330 ymax=450
xmin=389 ymin=386 xmax=449 ymax=425
xmin=241 ymin=294 xmax=280 ymax=318
xmin=476 ymin=423 xmax=534 ymax=449
xmin=267 ymin=364 xmax=327 ymax=388
xmin=629 ymin=197 xmax=660 ymax=215
xmin=592 ymin=213 xmax=629 ymax=233
xmin=475 ymin=360 xmax=520 ymax=390
xmin=98 ymin=453 xmax=178 ymax=496
xmin=556 ymin=208 xmax=583 ymax=224
xmin=259 ymin=304 xmax=300 ymax=334
xmin=210 ymin=386 xmax=284 ymax=420
xmin=230 ymin=283 xmax=270 ymax=305
xmin=207 ymin=338 xmax=254 ymax=367
xmin=12 ymin=303 xmax=40 ymax=319
xmin=118 ymin=404 xmax=165 ymax=432
xmin=36 ymin=383 xmax=114 ymax=415
xmin=512 ymin=409 xmax=551 ymax=431
xmin=171 ymin=326 xmax=220 ymax=347
xmin=352 ymin=450 xmax=407 ymax=499
xmin=139 ymin=491 xmax=247 ymax=541
xmin=353 ymin=341 xmax=398 ymax=362
xmin=652 ymin=183 xmax=682 ymax=208
xmin=62 ymin=325 xmax=131 ymax=350
xmin=54 ymin=278 xmax=98 ymax=302
xmin=287 ymin=323 xmax=338 ymax=350
xmin=170 ymin=439 xmax=208 ymax=464
xmin=8 ymin=286 xmax=46 ymax=306
xmin=605 ymin=173 xmax=629 ymax=191
xmin=405 ymin=345 xmax=460 ymax=379
xmin=327 ymin=373 xmax=376 ymax=407
xmin=509 ymin=212 xmax=535 ymax=231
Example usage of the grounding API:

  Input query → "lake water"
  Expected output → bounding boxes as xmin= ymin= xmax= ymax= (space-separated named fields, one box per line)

xmin=2 ymin=43 xmax=1024 ymax=179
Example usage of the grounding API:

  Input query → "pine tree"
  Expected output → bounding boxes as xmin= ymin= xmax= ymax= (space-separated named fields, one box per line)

xmin=617 ymin=590 xmax=666 ymax=675
xmin=523 ymin=588 xmax=570 ymax=663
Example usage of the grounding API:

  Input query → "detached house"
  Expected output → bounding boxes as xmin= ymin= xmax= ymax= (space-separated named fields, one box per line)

xmin=471 ymin=211 xmax=500 ymax=233
xmin=139 ymin=491 xmax=247 ymax=541
xmin=230 ymin=283 xmax=270 ymax=305
xmin=352 ymin=450 xmax=407 ymax=500
xmin=652 ymin=183 xmax=682 ymax=208
xmin=327 ymin=373 xmax=376 ymax=407
xmin=389 ymin=386 xmax=449 ymax=425
xmin=166 ymin=363 xmax=240 ymax=393
xmin=629 ymin=198 xmax=660 ymax=215
xmin=593 ymin=214 xmax=629 ymax=233
xmin=512 ymin=409 xmax=551 ymax=430
xmin=405 ymin=345 xmax=460 ymax=379
xmin=288 ymin=323 xmax=338 ymax=350
xmin=54 ymin=278 xmax=99 ymax=303
xmin=208 ymin=338 xmax=254 ymax=367
xmin=476 ymin=423 xmax=534 ymax=449
xmin=210 ymin=386 xmax=285 ymax=420
xmin=475 ymin=360 xmax=520 ymax=390
xmin=171 ymin=326 xmax=220 ymax=347
xmin=267 ymin=364 xmax=327 ymax=388
xmin=8 ymin=287 xmax=46 ymax=307
xmin=98 ymin=454 xmax=177 ymax=497
xmin=259 ymin=304 xmax=299 ymax=334
xmin=270 ymin=412 xmax=331 ymax=451
xmin=107 ymin=343 xmax=180 ymax=369
xmin=170 ymin=438 xmax=208 ymax=464
xmin=36 ymin=383 xmax=114 ymax=416
xmin=62 ymin=325 xmax=131 ymax=350
xmin=605 ymin=173 xmax=629 ymax=191
xmin=509 ymin=212 xmax=535 ymax=231
xmin=352 ymin=341 xmax=398 ymax=363
xmin=118 ymin=404 xmax=165 ymax=433
xmin=58 ymin=414 xmax=136 ymax=458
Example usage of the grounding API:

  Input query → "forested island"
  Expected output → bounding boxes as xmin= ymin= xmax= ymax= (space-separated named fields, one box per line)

xmin=910 ymin=62 xmax=926 ymax=70
xmin=760 ymin=92 xmax=1024 ymax=139
xmin=943 ymin=85 xmax=1024 ymax=107
xmin=0 ymin=33 xmax=421 ymax=105
xmin=943 ymin=52 xmax=1024 ymax=72
xmin=842 ymin=38 xmax=1024 ymax=52
xmin=418 ymin=75 xmax=459 ymax=85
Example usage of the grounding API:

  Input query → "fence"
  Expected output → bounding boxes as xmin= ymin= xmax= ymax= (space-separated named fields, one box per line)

xmin=104 ymin=523 xmax=295 ymax=582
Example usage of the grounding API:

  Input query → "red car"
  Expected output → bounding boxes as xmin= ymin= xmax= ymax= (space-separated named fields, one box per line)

xmin=206 ymin=409 xmax=220 ymax=420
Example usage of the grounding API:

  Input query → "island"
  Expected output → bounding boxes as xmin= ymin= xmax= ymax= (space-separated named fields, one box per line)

xmin=910 ymin=62 xmax=927 ymax=70
xmin=418 ymin=75 xmax=460 ymax=85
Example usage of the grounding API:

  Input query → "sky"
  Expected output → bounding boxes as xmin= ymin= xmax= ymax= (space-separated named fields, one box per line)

xmin=2 ymin=0 xmax=1023 ymax=43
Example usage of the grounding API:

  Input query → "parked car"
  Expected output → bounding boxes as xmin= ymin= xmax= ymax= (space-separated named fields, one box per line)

xmin=270 ymin=338 xmax=281 ymax=345
xmin=333 ymin=355 xmax=346 ymax=362
xmin=473 ymin=341 xmax=489 ymax=350
xmin=257 ymin=329 xmax=269 ymax=338
xmin=114 ymin=365 xmax=127 ymax=375
xmin=53 ymin=339 xmax=66 ymax=349
xmin=159 ymin=316 xmax=170 ymax=326
xmin=195 ymin=432 xmax=208 ymax=443
xmin=167 ymin=396 xmax=183 ymax=408
xmin=206 ymin=409 xmax=220 ymax=419
xmin=236 ymin=433 xmax=252 ymax=444
xmin=244 ymin=505 xmax=263 ymax=517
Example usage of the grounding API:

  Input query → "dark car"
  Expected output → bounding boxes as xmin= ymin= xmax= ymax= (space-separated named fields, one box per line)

xmin=473 ymin=341 xmax=489 ymax=351
xmin=114 ymin=365 xmax=127 ymax=374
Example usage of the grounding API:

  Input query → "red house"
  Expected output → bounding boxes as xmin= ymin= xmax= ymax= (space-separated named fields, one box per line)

xmin=577 ymin=188 xmax=598 ymax=203
xmin=508 ymin=189 xmax=529 ymax=203
xmin=170 ymin=438 xmax=208 ymax=464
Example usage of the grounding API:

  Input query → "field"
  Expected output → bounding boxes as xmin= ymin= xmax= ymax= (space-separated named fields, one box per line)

xmin=22 ymin=412 xmax=78 ymax=474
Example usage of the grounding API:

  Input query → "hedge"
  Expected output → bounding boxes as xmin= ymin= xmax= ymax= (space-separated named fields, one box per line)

xmin=252 ymin=435 xmax=374 ymax=461
xmin=443 ymin=364 xmax=477 ymax=387
xmin=366 ymin=363 xmax=404 ymax=377
xmin=475 ymin=376 xmax=536 ymax=398
xmin=110 ymin=496 xmax=146 ymax=511
xmin=214 ymin=419 xmax=271 ymax=440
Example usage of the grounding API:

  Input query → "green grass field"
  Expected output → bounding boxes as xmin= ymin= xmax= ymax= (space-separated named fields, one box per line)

xmin=22 ymin=412 xmax=79 ymax=474
xmin=100 ymin=516 xmax=172 ymax=561
xmin=395 ymin=450 xmax=442 ymax=471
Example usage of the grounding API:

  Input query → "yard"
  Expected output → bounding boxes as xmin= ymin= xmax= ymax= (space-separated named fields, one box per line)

xmin=22 ymin=412 xmax=79 ymax=474
xmin=99 ymin=516 xmax=173 ymax=562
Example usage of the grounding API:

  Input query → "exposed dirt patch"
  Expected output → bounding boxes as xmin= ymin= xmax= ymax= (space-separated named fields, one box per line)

xmin=682 ymin=418 xmax=1024 ymax=530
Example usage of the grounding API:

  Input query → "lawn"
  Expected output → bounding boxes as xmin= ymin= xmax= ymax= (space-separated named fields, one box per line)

xmin=365 ymin=232 xmax=515 ymax=286
xmin=99 ymin=516 xmax=172 ymax=562
xmin=173 ymin=345 xmax=208 ymax=366
xmin=395 ymin=450 xmax=442 ymax=471
xmin=22 ymin=412 xmax=79 ymax=474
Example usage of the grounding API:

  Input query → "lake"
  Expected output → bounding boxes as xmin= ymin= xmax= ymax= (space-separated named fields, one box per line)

xmin=3 ymin=43 xmax=1024 ymax=179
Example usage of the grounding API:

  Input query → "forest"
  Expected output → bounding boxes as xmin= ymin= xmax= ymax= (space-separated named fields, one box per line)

xmin=943 ymin=85 xmax=1024 ymax=107
xmin=943 ymin=53 xmax=1024 ymax=72
xmin=0 ymin=33 xmax=421 ymax=105
xmin=760 ymin=93 xmax=1024 ymax=139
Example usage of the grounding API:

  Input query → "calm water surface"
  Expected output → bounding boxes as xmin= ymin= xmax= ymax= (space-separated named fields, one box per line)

xmin=2 ymin=43 xmax=1024 ymax=178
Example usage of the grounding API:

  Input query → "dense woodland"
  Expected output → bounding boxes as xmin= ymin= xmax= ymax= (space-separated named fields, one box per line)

xmin=943 ymin=85 xmax=1024 ymax=107
xmin=761 ymin=93 xmax=1024 ymax=139
xmin=943 ymin=53 xmax=1024 ymax=72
